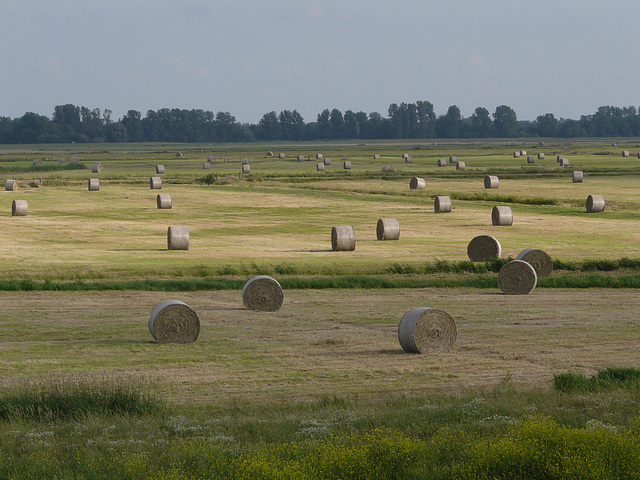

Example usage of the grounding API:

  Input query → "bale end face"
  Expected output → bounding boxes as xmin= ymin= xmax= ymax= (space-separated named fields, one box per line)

xmin=167 ymin=226 xmax=189 ymax=250
xmin=242 ymin=275 xmax=284 ymax=312
xmin=331 ymin=226 xmax=356 ymax=251
xmin=149 ymin=300 xmax=200 ymax=343
xmin=88 ymin=179 xmax=100 ymax=191
xmin=376 ymin=218 xmax=400 ymax=241
xmin=467 ymin=235 xmax=501 ymax=261
xmin=343 ymin=161 xmax=352 ymax=169
xmin=398 ymin=307 xmax=457 ymax=354
xmin=516 ymin=248 xmax=553 ymax=277
xmin=498 ymin=260 xmax=538 ymax=295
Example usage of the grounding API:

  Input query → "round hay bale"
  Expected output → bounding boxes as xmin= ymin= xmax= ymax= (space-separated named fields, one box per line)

xmin=148 ymin=300 xmax=200 ymax=343
xmin=434 ymin=196 xmax=452 ymax=213
xmin=572 ymin=170 xmax=583 ymax=183
xmin=156 ymin=165 xmax=165 ymax=174
xmin=157 ymin=193 xmax=172 ymax=209
xmin=449 ymin=155 xmax=457 ymax=164
xmin=241 ymin=158 xmax=249 ymax=165
xmin=59 ymin=158 xmax=68 ymax=164
xmin=91 ymin=163 xmax=102 ymax=173
xmin=527 ymin=155 xmax=535 ymax=163
xmin=297 ymin=155 xmax=305 ymax=162
xmin=88 ymin=178 xmax=99 ymax=191
xmin=324 ymin=158 xmax=331 ymax=165
xmin=397 ymin=307 xmax=457 ymax=354
xmin=373 ymin=154 xmax=381 ymax=160
xmin=343 ymin=161 xmax=352 ymax=169
xmin=32 ymin=159 xmax=42 ymax=166
xmin=622 ymin=150 xmax=630 ymax=157
xmin=175 ymin=152 xmax=183 ymax=158
xmin=70 ymin=157 xmax=79 ymax=164
xmin=516 ymin=248 xmax=553 ymax=277
xmin=538 ymin=152 xmax=545 ymax=159
xmin=167 ymin=226 xmax=189 ymax=250
xmin=520 ymin=150 xmax=527 ymax=156
xmin=498 ymin=260 xmax=537 ymax=295
xmin=513 ymin=151 xmax=521 ymax=158
xmin=266 ymin=151 xmax=274 ymax=157
xmin=557 ymin=155 xmax=564 ymax=162
xmin=11 ymin=200 xmax=27 ymax=216
xmin=203 ymin=163 xmax=211 ymax=169
xmin=402 ymin=153 xmax=409 ymax=159
xmin=242 ymin=275 xmax=284 ymax=312
xmin=404 ymin=156 xmax=413 ymax=163
xmin=331 ymin=226 xmax=356 ymax=251
xmin=241 ymin=164 xmax=250 ymax=174
xmin=317 ymin=162 xmax=325 ymax=171
xmin=456 ymin=161 xmax=465 ymax=171
xmin=484 ymin=175 xmax=499 ymax=189
xmin=467 ymin=234 xmax=501 ymax=261
xmin=278 ymin=153 xmax=285 ymax=159
xmin=5 ymin=179 xmax=17 ymax=191
xmin=381 ymin=164 xmax=394 ymax=172
xmin=376 ymin=218 xmax=400 ymax=241
xmin=437 ymin=158 xmax=447 ymax=167
xmin=586 ymin=194 xmax=605 ymax=213
xmin=560 ymin=158 xmax=569 ymax=167
xmin=150 ymin=177 xmax=162 ymax=189
xmin=492 ymin=206 xmax=513 ymax=226
xmin=207 ymin=156 xmax=214 ymax=162
xmin=316 ymin=153 xmax=323 ymax=160
xmin=409 ymin=177 xmax=426 ymax=189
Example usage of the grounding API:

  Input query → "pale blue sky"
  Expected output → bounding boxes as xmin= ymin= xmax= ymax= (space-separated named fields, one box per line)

xmin=1 ymin=0 xmax=639 ymax=123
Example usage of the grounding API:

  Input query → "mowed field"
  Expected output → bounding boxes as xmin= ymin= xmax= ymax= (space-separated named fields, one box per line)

xmin=1 ymin=140 xmax=639 ymax=406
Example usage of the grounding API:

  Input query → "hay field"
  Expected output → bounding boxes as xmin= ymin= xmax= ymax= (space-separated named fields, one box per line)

xmin=0 ymin=140 xmax=639 ymax=406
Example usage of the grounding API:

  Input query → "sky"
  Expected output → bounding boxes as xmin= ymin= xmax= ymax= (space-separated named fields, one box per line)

xmin=1 ymin=0 xmax=639 ymax=124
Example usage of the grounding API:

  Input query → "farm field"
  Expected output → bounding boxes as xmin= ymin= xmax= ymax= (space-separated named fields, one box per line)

xmin=1 ymin=139 xmax=640 ymax=478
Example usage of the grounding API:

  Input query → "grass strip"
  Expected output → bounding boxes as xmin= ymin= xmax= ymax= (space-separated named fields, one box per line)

xmin=3 ymin=274 xmax=640 ymax=291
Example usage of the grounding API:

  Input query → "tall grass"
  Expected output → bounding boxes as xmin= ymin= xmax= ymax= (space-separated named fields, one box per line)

xmin=554 ymin=368 xmax=640 ymax=393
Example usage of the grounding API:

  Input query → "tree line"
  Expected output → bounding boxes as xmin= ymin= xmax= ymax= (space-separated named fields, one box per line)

xmin=1 ymin=103 xmax=640 ymax=144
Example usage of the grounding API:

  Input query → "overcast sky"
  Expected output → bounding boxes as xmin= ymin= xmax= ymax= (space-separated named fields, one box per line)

xmin=1 ymin=0 xmax=639 ymax=123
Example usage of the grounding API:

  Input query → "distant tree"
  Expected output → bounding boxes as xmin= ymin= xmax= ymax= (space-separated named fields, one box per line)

xmin=121 ymin=110 xmax=143 ymax=142
xmin=535 ymin=113 xmax=559 ymax=137
xmin=258 ymin=111 xmax=281 ymax=140
xmin=215 ymin=111 xmax=236 ymax=142
xmin=279 ymin=110 xmax=304 ymax=140
xmin=493 ymin=105 xmax=518 ymax=137
xmin=330 ymin=108 xmax=345 ymax=138
xmin=470 ymin=106 xmax=492 ymax=137
xmin=558 ymin=119 xmax=586 ymax=138
xmin=416 ymin=101 xmax=436 ymax=137
xmin=316 ymin=109 xmax=331 ymax=138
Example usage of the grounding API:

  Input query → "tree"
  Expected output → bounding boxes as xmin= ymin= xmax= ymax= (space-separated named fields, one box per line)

xmin=121 ymin=110 xmax=143 ymax=142
xmin=493 ymin=105 xmax=518 ymax=137
xmin=470 ymin=107 xmax=492 ymax=137
xmin=258 ymin=111 xmax=280 ymax=140
xmin=329 ymin=109 xmax=345 ymax=138
xmin=535 ymin=113 xmax=559 ymax=137
xmin=416 ymin=101 xmax=436 ymax=137
xmin=316 ymin=109 xmax=331 ymax=139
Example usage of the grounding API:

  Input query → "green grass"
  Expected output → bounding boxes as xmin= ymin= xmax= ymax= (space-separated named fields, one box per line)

xmin=554 ymin=368 xmax=640 ymax=393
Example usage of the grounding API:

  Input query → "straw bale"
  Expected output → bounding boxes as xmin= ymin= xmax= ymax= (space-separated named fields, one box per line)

xmin=91 ymin=163 xmax=102 ymax=173
xmin=484 ymin=175 xmax=499 ymax=188
xmin=32 ymin=159 xmax=42 ymax=165
xmin=376 ymin=218 xmax=400 ymax=241
xmin=316 ymin=153 xmax=323 ymax=160
xmin=467 ymin=235 xmax=501 ymax=261
xmin=449 ymin=155 xmax=457 ymax=164
xmin=5 ymin=180 xmax=17 ymax=191
xmin=622 ymin=150 xmax=630 ymax=157
xmin=513 ymin=151 xmax=521 ymax=158
xmin=157 ymin=193 xmax=172 ymax=209
xmin=156 ymin=165 xmax=165 ymax=174
xmin=324 ymin=158 xmax=331 ymax=165
xmin=278 ymin=153 xmax=285 ymax=159
xmin=456 ymin=161 xmax=465 ymax=170
xmin=241 ymin=158 xmax=249 ymax=165
xmin=175 ymin=152 xmax=183 ymax=158
xmin=498 ymin=260 xmax=537 ymax=295
xmin=148 ymin=300 xmax=200 ymax=343
xmin=266 ymin=151 xmax=274 ymax=157
xmin=434 ymin=196 xmax=452 ymax=213
xmin=492 ymin=206 xmax=513 ymax=226
xmin=343 ymin=161 xmax=352 ymax=169
xmin=150 ymin=177 xmax=162 ymax=189
xmin=297 ymin=155 xmax=305 ymax=162
xmin=397 ymin=307 xmax=457 ymax=354
xmin=11 ymin=200 xmax=27 ymax=216
xmin=167 ymin=226 xmax=189 ymax=250
xmin=527 ymin=155 xmax=535 ymax=163
xmin=381 ymin=164 xmax=394 ymax=172
xmin=405 ymin=156 xmax=412 ymax=163
xmin=520 ymin=150 xmax=527 ymax=156
xmin=203 ymin=163 xmax=211 ymax=169
xmin=586 ymin=194 xmax=605 ymax=213
xmin=331 ymin=226 xmax=356 ymax=251
xmin=538 ymin=152 xmax=545 ymax=159
xmin=437 ymin=159 xmax=447 ymax=167
xmin=572 ymin=170 xmax=583 ymax=183
xmin=88 ymin=178 xmax=99 ymax=191
xmin=373 ymin=154 xmax=380 ymax=159
xmin=516 ymin=248 xmax=553 ymax=277
xmin=242 ymin=164 xmax=250 ymax=174
xmin=560 ymin=158 xmax=569 ymax=167
xmin=409 ymin=177 xmax=426 ymax=189
xmin=242 ymin=275 xmax=284 ymax=312
xmin=317 ymin=162 xmax=325 ymax=171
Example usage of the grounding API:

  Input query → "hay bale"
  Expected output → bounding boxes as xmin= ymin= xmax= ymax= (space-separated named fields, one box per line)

xmin=203 ymin=163 xmax=211 ymax=169
xmin=520 ymin=150 xmax=527 ymax=156
xmin=449 ymin=155 xmax=457 ymax=164
xmin=88 ymin=178 xmax=99 ymax=191
xmin=241 ymin=158 xmax=249 ymax=165
xmin=527 ymin=155 xmax=535 ymax=163
xmin=157 ymin=193 xmax=172 ymax=209
xmin=513 ymin=151 xmax=521 ymax=158
xmin=409 ymin=177 xmax=426 ymax=189
xmin=586 ymin=194 xmax=605 ymax=213
xmin=297 ymin=155 xmax=305 ymax=162
xmin=376 ymin=218 xmax=400 ymax=241
xmin=32 ymin=159 xmax=42 ymax=166
xmin=11 ymin=200 xmax=27 ymax=216
xmin=241 ymin=164 xmax=250 ymax=174
xmin=70 ymin=157 xmax=79 ymax=164
xmin=156 ymin=165 xmax=165 ymax=174
xmin=331 ymin=226 xmax=356 ymax=251
xmin=405 ymin=156 xmax=413 ymax=163
xmin=90 ymin=163 xmax=102 ymax=173
xmin=557 ymin=155 xmax=564 ymax=162
xmin=373 ymin=154 xmax=381 ymax=159
xmin=572 ymin=170 xmax=583 ymax=183
xmin=492 ymin=206 xmax=513 ymax=226
xmin=317 ymin=162 xmax=325 ymax=171
xmin=538 ymin=152 xmax=545 ymax=159
xmin=148 ymin=300 xmax=200 ymax=343
xmin=484 ymin=175 xmax=499 ymax=189
xmin=278 ymin=153 xmax=285 ymax=159
xmin=207 ymin=155 xmax=215 ymax=162
xmin=5 ymin=179 xmax=17 ymax=191
xmin=175 ymin=152 xmax=183 ymax=158
xmin=397 ymin=307 xmax=457 ymax=354
xmin=498 ymin=260 xmax=537 ymax=295
xmin=437 ymin=158 xmax=447 ymax=167
xmin=167 ymin=226 xmax=189 ymax=250
xmin=316 ymin=153 xmax=323 ymax=160
xmin=150 ymin=177 xmax=162 ymax=189
xmin=381 ymin=164 xmax=394 ymax=172
xmin=467 ymin=234 xmax=501 ymax=261
xmin=324 ymin=158 xmax=331 ymax=165
xmin=402 ymin=153 xmax=409 ymax=159
xmin=456 ymin=161 xmax=465 ymax=171
xmin=266 ymin=151 xmax=274 ymax=157
xmin=622 ymin=150 xmax=630 ymax=157
xmin=434 ymin=196 xmax=452 ymax=213
xmin=59 ymin=158 xmax=68 ymax=164
xmin=343 ymin=161 xmax=352 ymax=169
xmin=560 ymin=158 xmax=569 ymax=167
xmin=516 ymin=248 xmax=553 ymax=277
xmin=242 ymin=275 xmax=284 ymax=312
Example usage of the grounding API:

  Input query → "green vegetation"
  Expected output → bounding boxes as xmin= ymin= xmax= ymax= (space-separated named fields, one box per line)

xmin=554 ymin=368 xmax=640 ymax=393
